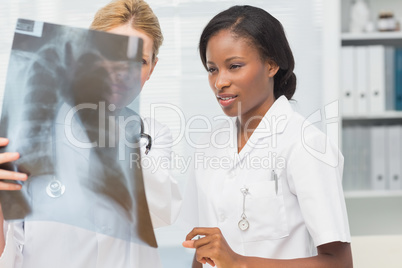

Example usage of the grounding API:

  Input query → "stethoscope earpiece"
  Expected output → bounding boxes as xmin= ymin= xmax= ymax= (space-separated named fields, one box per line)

xmin=141 ymin=132 xmax=152 ymax=155
xmin=140 ymin=118 xmax=152 ymax=155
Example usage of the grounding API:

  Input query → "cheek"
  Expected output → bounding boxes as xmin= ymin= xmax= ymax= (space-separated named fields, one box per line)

xmin=208 ymin=75 xmax=216 ymax=90
xmin=140 ymin=66 xmax=150 ymax=86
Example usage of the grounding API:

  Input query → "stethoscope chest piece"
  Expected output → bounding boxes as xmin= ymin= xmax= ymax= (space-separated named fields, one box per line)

xmin=238 ymin=187 xmax=250 ymax=231
xmin=238 ymin=218 xmax=249 ymax=231
xmin=46 ymin=179 xmax=66 ymax=198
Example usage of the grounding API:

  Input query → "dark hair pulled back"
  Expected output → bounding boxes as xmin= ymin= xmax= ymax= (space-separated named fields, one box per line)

xmin=199 ymin=5 xmax=296 ymax=100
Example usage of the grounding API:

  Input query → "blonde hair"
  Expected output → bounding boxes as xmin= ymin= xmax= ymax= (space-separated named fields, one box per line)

xmin=91 ymin=0 xmax=163 ymax=62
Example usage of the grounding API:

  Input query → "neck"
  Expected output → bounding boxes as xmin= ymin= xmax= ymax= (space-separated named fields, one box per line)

xmin=236 ymin=98 xmax=275 ymax=153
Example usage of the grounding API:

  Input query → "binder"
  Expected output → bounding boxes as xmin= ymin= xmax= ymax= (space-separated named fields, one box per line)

xmin=370 ymin=126 xmax=387 ymax=190
xmin=355 ymin=46 xmax=369 ymax=115
xmin=384 ymin=47 xmax=395 ymax=111
xmin=350 ymin=126 xmax=360 ymax=190
xmin=368 ymin=45 xmax=386 ymax=114
xmin=342 ymin=126 xmax=370 ymax=191
xmin=358 ymin=125 xmax=371 ymax=190
xmin=340 ymin=46 xmax=356 ymax=116
xmin=342 ymin=126 xmax=354 ymax=191
xmin=395 ymin=48 xmax=402 ymax=110
xmin=386 ymin=125 xmax=402 ymax=190
xmin=355 ymin=126 xmax=364 ymax=189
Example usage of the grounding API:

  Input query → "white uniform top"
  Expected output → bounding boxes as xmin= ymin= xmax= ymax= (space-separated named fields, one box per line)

xmin=185 ymin=96 xmax=350 ymax=266
xmin=0 ymin=110 xmax=182 ymax=268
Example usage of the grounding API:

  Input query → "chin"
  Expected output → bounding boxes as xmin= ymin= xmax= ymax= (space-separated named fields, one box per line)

xmin=220 ymin=106 xmax=240 ymax=118
xmin=106 ymin=94 xmax=136 ymax=110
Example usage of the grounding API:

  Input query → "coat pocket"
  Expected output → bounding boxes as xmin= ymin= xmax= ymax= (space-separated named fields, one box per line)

xmin=241 ymin=179 xmax=289 ymax=242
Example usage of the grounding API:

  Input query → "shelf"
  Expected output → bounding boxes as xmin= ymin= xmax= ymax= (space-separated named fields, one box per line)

xmin=342 ymin=111 xmax=402 ymax=120
xmin=342 ymin=31 xmax=402 ymax=40
xmin=341 ymin=31 xmax=402 ymax=46
xmin=345 ymin=190 xmax=402 ymax=199
xmin=342 ymin=112 xmax=402 ymax=125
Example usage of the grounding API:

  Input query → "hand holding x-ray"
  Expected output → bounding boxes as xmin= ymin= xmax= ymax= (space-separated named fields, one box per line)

xmin=0 ymin=19 xmax=157 ymax=247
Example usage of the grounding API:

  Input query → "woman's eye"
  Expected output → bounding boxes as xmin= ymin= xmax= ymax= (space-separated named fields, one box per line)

xmin=207 ymin=67 xmax=217 ymax=73
xmin=142 ymin=59 xmax=148 ymax=65
xmin=230 ymin=64 xmax=241 ymax=69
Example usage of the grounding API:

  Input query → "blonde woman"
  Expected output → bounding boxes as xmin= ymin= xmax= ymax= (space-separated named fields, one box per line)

xmin=0 ymin=0 xmax=181 ymax=267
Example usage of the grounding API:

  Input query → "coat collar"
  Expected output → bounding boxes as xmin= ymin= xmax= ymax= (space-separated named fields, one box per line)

xmin=236 ymin=95 xmax=293 ymax=140
xmin=227 ymin=95 xmax=294 ymax=162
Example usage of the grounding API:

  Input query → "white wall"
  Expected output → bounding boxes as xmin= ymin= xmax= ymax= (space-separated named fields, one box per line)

xmin=341 ymin=0 xmax=402 ymax=33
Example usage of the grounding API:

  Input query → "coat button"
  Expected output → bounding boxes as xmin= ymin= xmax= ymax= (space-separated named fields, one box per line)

xmin=229 ymin=169 xmax=237 ymax=178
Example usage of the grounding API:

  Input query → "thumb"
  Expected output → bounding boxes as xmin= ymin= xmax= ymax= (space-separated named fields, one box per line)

xmin=182 ymin=240 xmax=195 ymax=248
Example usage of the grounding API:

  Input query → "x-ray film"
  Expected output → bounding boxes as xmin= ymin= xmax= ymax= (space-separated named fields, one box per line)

xmin=0 ymin=19 xmax=157 ymax=247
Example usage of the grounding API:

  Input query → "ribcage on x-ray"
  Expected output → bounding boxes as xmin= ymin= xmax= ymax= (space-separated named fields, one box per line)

xmin=16 ymin=42 xmax=137 ymax=221
xmin=15 ymin=45 xmax=64 ymax=176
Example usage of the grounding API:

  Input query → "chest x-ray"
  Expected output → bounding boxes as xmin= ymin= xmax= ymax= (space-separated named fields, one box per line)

xmin=0 ymin=19 xmax=157 ymax=247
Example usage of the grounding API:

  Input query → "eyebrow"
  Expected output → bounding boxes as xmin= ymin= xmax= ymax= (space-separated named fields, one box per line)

xmin=207 ymin=56 xmax=245 ymax=65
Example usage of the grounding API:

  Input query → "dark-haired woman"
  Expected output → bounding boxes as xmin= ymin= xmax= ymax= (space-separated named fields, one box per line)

xmin=183 ymin=5 xmax=352 ymax=268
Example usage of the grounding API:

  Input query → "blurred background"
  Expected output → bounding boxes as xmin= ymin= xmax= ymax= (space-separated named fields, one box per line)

xmin=0 ymin=0 xmax=401 ymax=267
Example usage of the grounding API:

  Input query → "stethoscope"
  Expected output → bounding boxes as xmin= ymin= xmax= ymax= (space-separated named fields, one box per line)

xmin=139 ymin=118 xmax=152 ymax=155
xmin=46 ymin=117 xmax=152 ymax=198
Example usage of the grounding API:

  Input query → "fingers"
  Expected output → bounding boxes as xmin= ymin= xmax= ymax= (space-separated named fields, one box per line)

xmin=0 ymin=138 xmax=9 ymax=147
xmin=185 ymin=227 xmax=221 ymax=241
xmin=184 ymin=227 xmax=238 ymax=268
xmin=184 ymin=228 xmax=222 ymax=267
xmin=0 ymin=152 xmax=20 ymax=165
xmin=195 ymin=243 xmax=216 ymax=267
xmin=0 ymin=181 xmax=22 ymax=191
xmin=0 ymin=148 xmax=27 ymax=190
xmin=203 ymin=257 xmax=215 ymax=267
xmin=182 ymin=240 xmax=195 ymax=248
xmin=0 ymin=168 xmax=27 ymax=181
xmin=184 ymin=227 xmax=223 ymax=250
xmin=0 ymin=152 xmax=27 ymax=182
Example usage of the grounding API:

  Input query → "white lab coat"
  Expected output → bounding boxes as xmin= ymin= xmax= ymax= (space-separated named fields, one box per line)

xmin=0 ymin=103 xmax=182 ymax=268
xmin=184 ymin=96 xmax=351 ymax=267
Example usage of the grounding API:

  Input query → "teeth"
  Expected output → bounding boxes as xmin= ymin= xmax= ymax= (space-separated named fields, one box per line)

xmin=220 ymin=96 xmax=235 ymax=100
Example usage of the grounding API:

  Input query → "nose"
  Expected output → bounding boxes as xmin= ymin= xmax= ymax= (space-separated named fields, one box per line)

xmin=110 ymin=69 xmax=128 ymax=83
xmin=215 ymin=71 xmax=231 ymax=90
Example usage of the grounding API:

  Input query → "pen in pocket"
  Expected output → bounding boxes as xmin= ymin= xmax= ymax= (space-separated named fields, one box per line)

xmin=271 ymin=170 xmax=278 ymax=195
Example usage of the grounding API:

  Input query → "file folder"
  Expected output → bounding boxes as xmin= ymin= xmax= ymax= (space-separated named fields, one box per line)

xmin=385 ymin=47 xmax=395 ymax=111
xmin=341 ymin=46 xmax=356 ymax=116
xmin=395 ymin=48 xmax=402 ymax=110
xmin=387 ymin=125 xmax=402 ymax=190
xmin=368 ymin=46 xmax=386 ymax=113
xmin=370 ymin=126 xmax=387 ymax=190
xmin=355 ymin=46 xmax=369 ymax=114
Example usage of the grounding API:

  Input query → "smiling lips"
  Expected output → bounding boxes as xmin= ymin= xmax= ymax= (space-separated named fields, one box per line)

xmin=217 ymin=94 xmax=238 ymax=107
